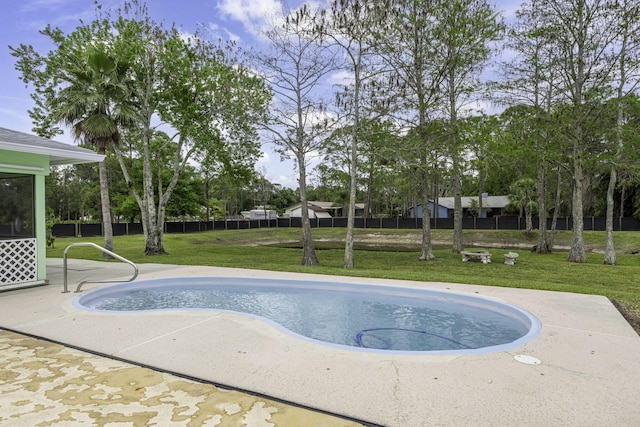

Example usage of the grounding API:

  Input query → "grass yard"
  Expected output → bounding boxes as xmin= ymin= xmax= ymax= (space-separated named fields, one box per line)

xmin=48 ymin=228 xmax=640 ymax=332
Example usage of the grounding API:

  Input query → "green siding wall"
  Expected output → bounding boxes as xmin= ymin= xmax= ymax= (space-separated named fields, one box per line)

xmin=0 ymin=149 xmax=50 ymax=282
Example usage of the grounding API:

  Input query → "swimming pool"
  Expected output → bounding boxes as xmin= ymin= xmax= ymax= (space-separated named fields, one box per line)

xmin=75 ymin=277 xmax=541 ymax=354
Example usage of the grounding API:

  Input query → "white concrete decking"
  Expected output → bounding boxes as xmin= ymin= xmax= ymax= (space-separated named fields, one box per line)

xmin=1 ymin=258 xmax=640 ymax=426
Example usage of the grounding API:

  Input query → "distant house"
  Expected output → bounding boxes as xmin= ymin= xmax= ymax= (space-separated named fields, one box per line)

xmin=284 ymin=201 xmax=368 ymax=218
xmin=409 ymin=201 xmax=449 ymax=219
xmin=409 ymin=195 xmax=510 ymax=219
xmin=285 ymin=201 xmax=338 ymax=219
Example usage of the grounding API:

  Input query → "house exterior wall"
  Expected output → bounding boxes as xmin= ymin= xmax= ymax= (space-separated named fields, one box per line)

xmin=0 ymin=150 xmax=49 ymax=283
xmin=410 ymin=202 xmax=449 ymax=219
xmin=283 ymin=204 xmax=300 ymax=217
xmin=289 ymin=207 xmax=317 ymax=218
xmin=410 ymin=198 xmax=508 ymax=219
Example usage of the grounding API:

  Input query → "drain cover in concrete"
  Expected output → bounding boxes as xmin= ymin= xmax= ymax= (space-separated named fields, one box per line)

xmin=514 ymin=354 xmax=541 ymax=365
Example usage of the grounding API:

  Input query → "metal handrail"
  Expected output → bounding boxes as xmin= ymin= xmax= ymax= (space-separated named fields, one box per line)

xmin=62 ymin=242 xmax=138 ymax=293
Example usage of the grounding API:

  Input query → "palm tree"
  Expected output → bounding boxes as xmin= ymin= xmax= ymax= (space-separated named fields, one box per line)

xmin=509 ymin=177 xmax=538 ymax=236
xmin=52 ymin=45 xmax=137 ymax=254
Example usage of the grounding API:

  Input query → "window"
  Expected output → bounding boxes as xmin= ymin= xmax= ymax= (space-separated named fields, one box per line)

xmin=0 ymin=173 xmax=35 ymax=238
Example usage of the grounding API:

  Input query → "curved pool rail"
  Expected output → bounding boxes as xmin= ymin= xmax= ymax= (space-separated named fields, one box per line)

xmin=74 ymin=276 xmax=542 ymax=355
xmin=62 ymin=242 xmax=138 ymax=293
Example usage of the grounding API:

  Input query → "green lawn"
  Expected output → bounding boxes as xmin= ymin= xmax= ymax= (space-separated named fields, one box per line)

xmin=48 ymin=228 xmax=640 ymax=329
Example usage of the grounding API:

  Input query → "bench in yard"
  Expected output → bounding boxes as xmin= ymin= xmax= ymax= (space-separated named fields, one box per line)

xmin=461 ymin=249 xmax=491 ymax=264
xmin=503 ymin=252 xmax=519 ymax=265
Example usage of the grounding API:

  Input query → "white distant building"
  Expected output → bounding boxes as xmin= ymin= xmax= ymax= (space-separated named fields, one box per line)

xmin=248 ymin=209 xmax=277 ymax=220
xmin=284 ymin=201 xmax=368 ymax=218
xmin=285 ymin=201 xmax=337 ymax=219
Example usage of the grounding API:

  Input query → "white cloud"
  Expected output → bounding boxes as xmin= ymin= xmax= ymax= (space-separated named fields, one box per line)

xmin=326 ymin=70 xmax=354 ymax=87
xmin=276 ymin=174 xmax=298 ymax=189
xmin=20 ymin=0 xmax=76 ymax=13
xmin=256 ymin=150 xmax=271 ymax=166
xmin=255 ymin=147 xmax=301 ymax=189
xmin=222 ymin=28 xmax=241 ymax=43
xmin=205 ymin=22 xmax=240 ymax=43
xmin=216 ymin=0 xmax=283 ymax=38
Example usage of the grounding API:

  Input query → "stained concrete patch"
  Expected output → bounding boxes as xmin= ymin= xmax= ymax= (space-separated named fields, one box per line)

xmin=0 ymin=330 xmax=362 ymax=426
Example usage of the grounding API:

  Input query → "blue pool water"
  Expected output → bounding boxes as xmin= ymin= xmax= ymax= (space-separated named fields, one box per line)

xmin=75 ymin=277 xmax=541 ymax=354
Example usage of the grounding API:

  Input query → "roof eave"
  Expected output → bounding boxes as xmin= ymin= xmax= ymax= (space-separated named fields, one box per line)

xmin=0 ymin=140 xmax=104 ymax=165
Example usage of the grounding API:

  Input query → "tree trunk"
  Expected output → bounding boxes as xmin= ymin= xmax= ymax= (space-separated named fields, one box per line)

xmin=433 ymin=174 xmax=439 ymax=220
xmin=605 ymin=81 xmax=626 ymax=265
xmin=419 ymin=168 xmax=435 ymax=261
xmin=536 ymin=165 xmax=550 ymax=253
xmin=365 ymin=167 xmax=374 ymax=218
xmin=568 ymin=154 xmax=586 ymax=263
xmin=142 ymin=122 xmax=166 ymax=255
xmin=605 ymin=20 xmax=630 ymax=266
xmin=298 ymin=153 xmax=319 ymax=266
xmin=604 ymin=165 xmax=617 ymax=265
xmin=478 ymin=167 xmax=484 ymax=218
xmin=549 ymin=167 xmax=562 ymax=250
xmin=452 ymin=159 xmax=463 ymax=253
xmin=344 ymin=137 xmax=357 ymax=269
xmin=525 ymin=208 xmax=533 ymax=235
xmin=449 ymin=65 xmax=462 ymax=253
xmin=97 ymin=156 xmax=114 ymax=258
xmin=204 ymin=179 xmax=211 ymax=221
xmin=535 ymin=69 xmax=552 ymax=254
xmin=567 ymin=1 xmax=587 ymax=263
xmin=344 ymin=47 xmax=361 ymax=270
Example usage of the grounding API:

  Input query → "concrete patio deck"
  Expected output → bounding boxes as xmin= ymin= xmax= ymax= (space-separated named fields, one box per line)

xmin=0 ymin=329 xmax=363 ymax=426
xmin=1 ymin=258 xmax=640 ymax=426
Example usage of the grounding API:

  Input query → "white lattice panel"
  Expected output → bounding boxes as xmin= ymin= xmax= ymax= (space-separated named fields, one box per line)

xmin=0 ymin=238 xmax=37 ymax=285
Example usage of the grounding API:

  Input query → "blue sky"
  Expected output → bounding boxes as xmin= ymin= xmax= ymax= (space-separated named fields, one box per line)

xmin=0 ymin=0 xmax=304 ymax=187
xmin=0 ymin=0 xmax=518 ymax=189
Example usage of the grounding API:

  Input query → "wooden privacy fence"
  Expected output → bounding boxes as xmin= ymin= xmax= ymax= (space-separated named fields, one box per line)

xmin=52 ymin=216 xmax=640 ymax=237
